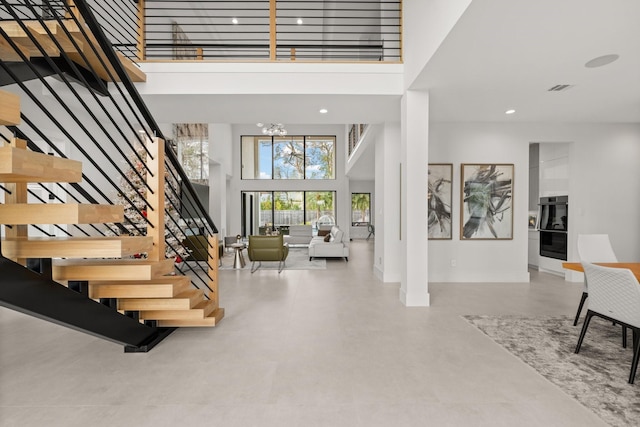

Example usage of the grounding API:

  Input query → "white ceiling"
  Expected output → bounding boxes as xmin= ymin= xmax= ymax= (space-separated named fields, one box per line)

xmin=143 ymin=1 xmax=640 ymax=181
xmin=411 ymin=0 xmax=640 ymax=123
xmin=143 ymin=94 xmax=401 ymax=126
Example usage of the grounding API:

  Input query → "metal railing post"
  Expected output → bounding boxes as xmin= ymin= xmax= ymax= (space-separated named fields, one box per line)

xmin=269 ymin=0 xmax=276 ymax=60
xmin=137 ymin=0 xmax=146 ymax=61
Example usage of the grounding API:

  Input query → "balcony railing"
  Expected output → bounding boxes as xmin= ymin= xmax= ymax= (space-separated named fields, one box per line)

xmin=348 ymin=123 xmax=368 ymax=157
xmin=91 ymin=0 xmax=402 ymax=63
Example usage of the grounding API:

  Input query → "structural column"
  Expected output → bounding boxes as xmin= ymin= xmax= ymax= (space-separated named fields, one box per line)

xmin=374 ymin=123 xmax=401 ymax=283
xmin=400 ymin=90 xmax=430 ymax=306
xmin=209 ymin=123 xmax=232 ymax=237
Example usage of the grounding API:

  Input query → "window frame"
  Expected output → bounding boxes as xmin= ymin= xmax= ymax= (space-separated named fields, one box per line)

xmin=351 ymin=192 xmax=371 ymax=227
xmin=241 ymin=190 xmax=337 ymax=236
xmin=241 ymin=135 xmax=336 ymax=180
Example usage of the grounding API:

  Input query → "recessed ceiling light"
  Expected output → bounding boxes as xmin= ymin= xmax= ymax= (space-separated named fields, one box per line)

xmin=319 ymin=108 xmax=328 ymax=114
xmin=297 ymin=18 xmax=303 ymax=25
xmin=231 ymin=18 xmax=238 ymax=24
xmin=585 ymin=54 xmax=619 ymax=68
xmin=505 ymin=109 xmax=516 ymax=115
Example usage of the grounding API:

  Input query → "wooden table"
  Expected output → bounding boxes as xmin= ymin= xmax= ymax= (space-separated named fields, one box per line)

xmin=563 ymin=262 xmax=640 ymax=280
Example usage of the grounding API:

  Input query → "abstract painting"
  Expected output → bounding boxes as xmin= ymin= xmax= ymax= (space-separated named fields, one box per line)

xmin=460 ymin=164 xmax=513 ymax=240
xmin=428 ymin=163 xmax=453 ymax=239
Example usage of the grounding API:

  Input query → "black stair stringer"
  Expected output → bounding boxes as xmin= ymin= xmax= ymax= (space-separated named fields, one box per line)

xmin=0 ymin=58 xmax=108 ymax=96
xmin=0 ymin=256 xmax=165 ymax=349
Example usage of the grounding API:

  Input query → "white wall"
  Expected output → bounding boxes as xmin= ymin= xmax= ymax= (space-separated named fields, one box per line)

xmin=227 ymin=124 xmax=350 ymax=239
xmin=139 ymin=62 xmax=403 ymax=96
xmin=403 ymin=0 xmax=473 ymax=89
xmin=428 ymin=122 xmax=640 ymax=283
xmin=428 ymin=123 xmax=534 ymax=283
xmin=567 ymin=124 xmax=640 ymax=266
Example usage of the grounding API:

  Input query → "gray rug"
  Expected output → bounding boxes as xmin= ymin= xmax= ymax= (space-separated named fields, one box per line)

xmin=219 ymin=248 xmax=326 ymax=271
xmin=464 ymin=315 xmax=640 ymax=427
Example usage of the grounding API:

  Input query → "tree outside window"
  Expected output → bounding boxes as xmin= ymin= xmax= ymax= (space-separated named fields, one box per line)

xmin=273 ymin=137 xmax=304 ymax=179
xmin=173 ymin=123 xmax=208 ymax=184
xmin=351 ymin=193 xmax=370 ymax=226
xmin=274 ymin=191 xmax=304 ymax=226
xmin=306 ymin=192 xmax=335 ymax=228
xmin=241 ymin=135 xmax=335 ymax=180
xmin=305 ymin=137 xmax=335 ymax=179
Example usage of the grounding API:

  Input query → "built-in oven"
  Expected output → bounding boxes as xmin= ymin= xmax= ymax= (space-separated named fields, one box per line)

xmin=538 ymin=196 xmax=568 ymax=260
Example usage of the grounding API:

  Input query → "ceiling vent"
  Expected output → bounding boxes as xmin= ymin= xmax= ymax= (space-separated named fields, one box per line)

xmin=547 ymin=84 xmax=574 ymax=92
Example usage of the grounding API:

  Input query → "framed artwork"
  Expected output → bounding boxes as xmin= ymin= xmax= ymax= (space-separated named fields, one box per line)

xmin=428 ymin=163 xmax=453 ymax=239
xmin=460 ymin=164 xmax=514 ymax=240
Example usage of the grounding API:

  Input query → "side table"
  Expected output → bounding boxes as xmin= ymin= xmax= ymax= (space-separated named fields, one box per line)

xmin=230 ymin=243 xmax=246 ymax=269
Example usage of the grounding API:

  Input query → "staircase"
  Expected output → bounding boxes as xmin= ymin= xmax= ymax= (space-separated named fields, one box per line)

xmin=0 ymin=86 xmax=223 ymax=347
xmin=0 ymin=12 xmax=146 ymax=88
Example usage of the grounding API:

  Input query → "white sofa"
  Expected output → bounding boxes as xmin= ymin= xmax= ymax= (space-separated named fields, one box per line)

xmin=308 ymin=225 xmax=349 ymax=261
xmin=284 ymin=224 xmax=313 ymax=246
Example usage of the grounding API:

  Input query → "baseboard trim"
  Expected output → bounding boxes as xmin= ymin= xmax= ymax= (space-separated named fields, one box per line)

xmin=399 ymin=287 xmax=430 ymax=307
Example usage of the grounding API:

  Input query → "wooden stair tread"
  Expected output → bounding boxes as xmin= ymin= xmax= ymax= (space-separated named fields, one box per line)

xmin=0 ymin=22 xmax=60 ymax=57
xmin=139 ymin=299 xmax=217 ymax=321
xmin=0 ymin=35 xmax=30 ymax=61
xmin=29 ymin=21 xmax=85 ymax=54
xmin=52 ymin=258 xmax=175 ymax=281
xmin=0 ymin=145 xmax=82 ymax=183
xmin=0 ymin=20 xmax=145 ymax=83
xmin=0 ymin=203 xmax=123 ymax=224
xmin=117 ymin=289 xmax=204 ymax=311
xmin=88 ymin=276 xmax=190 ymax=299
xmin=2 ymin=236 xmax=153 ymax=259
xmin=61 ymin=20 xmax=146 ymax=83
xmin=157 ymin=308 xmax=225 ymax=327
xmin=0 ymin=89 xmax=20 ymax=126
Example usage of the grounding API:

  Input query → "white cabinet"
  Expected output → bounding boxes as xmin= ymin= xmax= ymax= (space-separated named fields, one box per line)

xmin=528 ymin=230 xmax=539 ymax=268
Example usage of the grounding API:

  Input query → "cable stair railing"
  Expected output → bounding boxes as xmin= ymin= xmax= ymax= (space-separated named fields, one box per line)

xmin=0 ymin=0 xmax=223 ymax=351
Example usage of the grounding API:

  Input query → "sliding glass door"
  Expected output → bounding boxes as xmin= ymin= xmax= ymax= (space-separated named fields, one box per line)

xmin=241 ymin=191 xmax=335 ymax=236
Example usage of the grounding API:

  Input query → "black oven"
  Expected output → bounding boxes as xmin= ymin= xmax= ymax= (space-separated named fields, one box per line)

xmin=538 ymin=196 xmax=568 ymax=260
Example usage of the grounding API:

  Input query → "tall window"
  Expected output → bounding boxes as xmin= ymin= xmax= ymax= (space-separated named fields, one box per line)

xmin=274 ymin=137 xmax=304 ymax=179
xmin=351 ymin=193 xmax=370 ymax=226
xmin=274 ymin=191 xmax=304 ymax=225
xmin=241 ymin=135 xmax=335 ymax=180
xmin=305 ymin=192 xmax=335 ymax=227
xmin=173 ymin=123 xmax=208 ymax=183
xmin=305 ymin=136 xmax=335 ymax=179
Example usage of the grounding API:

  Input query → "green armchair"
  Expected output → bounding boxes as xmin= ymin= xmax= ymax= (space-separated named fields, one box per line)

xmin=247 ymin=234 xmax=289 ymax=273
xmin=182 ymin=235 xmax=223 ymax=265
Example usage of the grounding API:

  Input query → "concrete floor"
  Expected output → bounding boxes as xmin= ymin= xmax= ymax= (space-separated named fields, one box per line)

xmin=0 ymin=240 xmax=607 ymax=426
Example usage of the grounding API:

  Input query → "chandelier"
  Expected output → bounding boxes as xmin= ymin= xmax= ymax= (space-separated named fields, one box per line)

xmin=257 ymin=122 xmax=287 ymax=136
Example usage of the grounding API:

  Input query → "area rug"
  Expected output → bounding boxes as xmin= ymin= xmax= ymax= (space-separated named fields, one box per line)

xmin=219 ymin=248 xmax=326 ymax=271
xmin=463 ymin=315 xmax=640 ymax=427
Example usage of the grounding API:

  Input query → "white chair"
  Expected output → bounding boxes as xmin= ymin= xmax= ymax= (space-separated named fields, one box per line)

xmin=574 ymin=263 xmax=640 ymax=384
xmin=574 ymin=234 xmax=618 ymax=326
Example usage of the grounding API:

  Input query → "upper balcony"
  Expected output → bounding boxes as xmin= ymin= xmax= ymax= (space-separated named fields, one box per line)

xmin=94 ymin=0 xmax=402 ymax=63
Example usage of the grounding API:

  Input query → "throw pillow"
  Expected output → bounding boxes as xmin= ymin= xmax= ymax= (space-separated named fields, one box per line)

xmin=324 ymin=234 xmax=331 ymax=242
xmin=318 ymin=229 xmax=330 ymax=236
